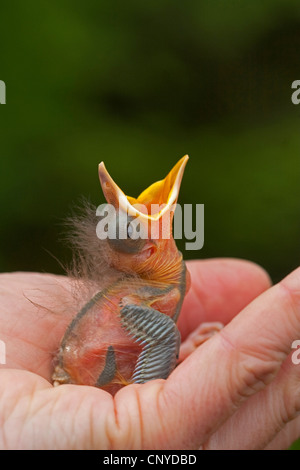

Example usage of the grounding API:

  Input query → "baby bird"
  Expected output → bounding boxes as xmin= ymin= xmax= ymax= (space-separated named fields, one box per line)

xmin=52 ymin=156 xmax=190 ymax=395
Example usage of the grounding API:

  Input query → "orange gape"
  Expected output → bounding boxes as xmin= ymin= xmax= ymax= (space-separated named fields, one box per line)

xmin=52 ymin=156 xmax=190 ymax=395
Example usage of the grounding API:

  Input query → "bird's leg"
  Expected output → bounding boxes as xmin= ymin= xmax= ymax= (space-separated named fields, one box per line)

xmin=120 ymin=304 xmax=181 ymax=383
xmin=178 ymin=321 xmax=223 ymax=363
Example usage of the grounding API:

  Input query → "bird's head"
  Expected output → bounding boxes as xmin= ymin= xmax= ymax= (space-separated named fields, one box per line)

xmin=98 ymin=156 xmax=189 ymax=278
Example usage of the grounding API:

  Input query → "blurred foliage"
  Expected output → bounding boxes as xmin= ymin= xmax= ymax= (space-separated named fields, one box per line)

xmin=0 ymin=0 xmax=300 ymax=447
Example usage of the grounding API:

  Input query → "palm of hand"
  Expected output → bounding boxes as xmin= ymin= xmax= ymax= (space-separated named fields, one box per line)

xmin=0 ymin=259 xmax=299 ymax=450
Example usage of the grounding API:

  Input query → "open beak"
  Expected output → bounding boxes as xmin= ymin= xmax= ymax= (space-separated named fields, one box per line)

xmin=98 ymin=155 xmax=189 ymax=221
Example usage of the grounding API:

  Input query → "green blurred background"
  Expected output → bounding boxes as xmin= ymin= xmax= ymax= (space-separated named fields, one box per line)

xmin=0 ymin=0 xmax=300 ymax=448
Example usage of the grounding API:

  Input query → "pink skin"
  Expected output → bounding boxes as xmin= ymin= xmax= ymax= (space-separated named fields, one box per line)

xmin=103 ymin=218 xmax=183 ymax=277
xmin=0 ymin=259 xmax=300 ymax=449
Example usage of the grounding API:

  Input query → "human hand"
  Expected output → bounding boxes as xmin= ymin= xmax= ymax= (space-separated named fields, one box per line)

xmin=0 ymin=259 xmax=299 ymax=449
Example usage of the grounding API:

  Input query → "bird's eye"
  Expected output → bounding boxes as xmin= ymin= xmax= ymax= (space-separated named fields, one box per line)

xmin=127 ymin=222 xmax=134 ymax=239
xmin=106 ymin=211 xmax=147 ymax=253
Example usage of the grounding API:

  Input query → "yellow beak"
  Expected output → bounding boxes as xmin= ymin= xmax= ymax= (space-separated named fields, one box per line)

xmin=98 ymin=155 xmax=189 ymax=221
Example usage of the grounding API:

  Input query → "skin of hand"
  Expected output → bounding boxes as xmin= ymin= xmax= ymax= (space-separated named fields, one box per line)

xmin=0 ymin=258 xmax=300 ymax=450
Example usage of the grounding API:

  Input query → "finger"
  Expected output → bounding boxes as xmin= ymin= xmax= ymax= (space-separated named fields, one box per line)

xmin=125 ymin=266 xmax=300 ymax=449
xmin=202 ymin=352 xmax=300 ymax=449
xmin=0 ymin=369 xmax=115 ymax=449
xmin=265 ymin=416 xmax=300 ymax=450
xmin=179 ymin=258 xmax=271 ymax=340
xmin=179 ymin=321 xmax=223 ymax=362
xmin=0 ymin=272 xmax=74 ymax=379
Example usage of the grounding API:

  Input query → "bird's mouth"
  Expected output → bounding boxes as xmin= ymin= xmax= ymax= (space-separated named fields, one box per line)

xmin=98 ymin=155 xmax=189 ymax=221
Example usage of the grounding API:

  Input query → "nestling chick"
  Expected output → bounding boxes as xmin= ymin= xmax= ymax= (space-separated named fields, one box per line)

xmin=52 ymin=156 xmax=190 ymax=395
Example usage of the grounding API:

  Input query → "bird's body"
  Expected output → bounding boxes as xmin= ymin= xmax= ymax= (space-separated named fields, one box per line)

xmin=52 ymin=156 xmax=190 ymax=394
